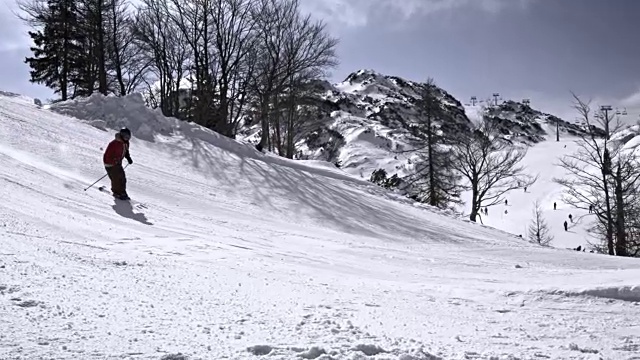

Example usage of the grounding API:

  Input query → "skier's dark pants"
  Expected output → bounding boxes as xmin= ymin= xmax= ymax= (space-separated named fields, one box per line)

xmin=105 ymin=165 xmax=126 ymax=196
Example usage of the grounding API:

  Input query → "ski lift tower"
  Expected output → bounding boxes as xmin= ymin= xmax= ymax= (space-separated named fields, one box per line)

xmin=492 ymin=93 xmax=500 ymax=107
xmin=522 ymin=99 xmax=531 ymax=107
xmin=470 ymin=96 xmax=477 ymax=106
xmin=601 ymin=105 xmax=613 ymax=138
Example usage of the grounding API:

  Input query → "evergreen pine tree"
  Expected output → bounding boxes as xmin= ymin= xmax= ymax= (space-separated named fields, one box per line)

xmin=404 ymin=79 xmax=462 ymax=209
xmin=25 ymin=0 xmax=83 ymax=101
xmin=75 ymin=0 xmax=109 ymax=96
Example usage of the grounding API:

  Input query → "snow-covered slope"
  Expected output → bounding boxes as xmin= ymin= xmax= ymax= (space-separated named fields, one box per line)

xmin=472 ymin=136 xmax=591 ymax=250
xmin=474 ymin=121 xmax=640 ymax=252
xmin=2 ymin=92 xmax=640 ymax=359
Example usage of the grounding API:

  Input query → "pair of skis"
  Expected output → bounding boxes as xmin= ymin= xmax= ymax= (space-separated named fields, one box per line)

xmin=97 ymin=186 xmax=148 ymax=209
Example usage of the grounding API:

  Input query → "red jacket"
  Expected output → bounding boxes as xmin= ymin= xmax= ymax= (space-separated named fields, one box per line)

xmin=103 ymin=136 xmax=131 ymax=167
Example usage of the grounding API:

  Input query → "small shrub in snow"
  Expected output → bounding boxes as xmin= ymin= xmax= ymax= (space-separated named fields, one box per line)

xmin=370 ymin=169 xmax=401 ymax=189
xmin=527 ymin=200 xmax=553 ymax=246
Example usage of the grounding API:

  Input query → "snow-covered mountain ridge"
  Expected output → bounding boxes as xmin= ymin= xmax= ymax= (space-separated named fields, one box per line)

xmin=253 ymin=69 xmax=603 ymax=183
xmin=2 ymin=90 xmax=640 ymax=359
xmin=482 ymin=100 xmax=607 ymax=144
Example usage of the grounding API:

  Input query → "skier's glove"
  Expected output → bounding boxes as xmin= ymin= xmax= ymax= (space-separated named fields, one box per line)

xmin=126 ymin=156 xmax=133 ymax=165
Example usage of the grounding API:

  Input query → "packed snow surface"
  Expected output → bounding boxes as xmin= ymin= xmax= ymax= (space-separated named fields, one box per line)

xmin=2 ymin=92 xmax=640 ymax=360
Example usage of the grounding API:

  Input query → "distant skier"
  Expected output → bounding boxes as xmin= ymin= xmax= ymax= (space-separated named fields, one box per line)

xmin=563 ymin=220 xmax=568 ymax=231
xmin=524 ymin=186 xmax=527 ymax=192
xmin=589 ymin=205 xmax=593 ymax=214
xmin=554 ymin=202 xmax=557 ymax=210
xmin=484 ymin=207 xmax=488 ymax=216
xmin=103 ymin=128 xmax=133 ymax=200
xmin=505 ymin=199 xmax=508 ymax=206
xmin=568 ymin=214 xmax=573 ymax=223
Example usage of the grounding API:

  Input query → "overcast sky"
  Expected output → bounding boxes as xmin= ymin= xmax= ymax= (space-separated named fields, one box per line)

xmin=2 ymin=0 xmax=640 ymax=122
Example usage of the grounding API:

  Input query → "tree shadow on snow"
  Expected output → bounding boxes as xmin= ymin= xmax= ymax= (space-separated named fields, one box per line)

xmin=237 ymin=158 xmax=469 ymax=245
xmin=112 ymin=200 xmax=153 ymax=225
xmin=160 ymin=132 xmax=482 ymax=245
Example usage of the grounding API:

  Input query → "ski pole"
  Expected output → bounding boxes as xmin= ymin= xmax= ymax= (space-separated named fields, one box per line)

xmin=84 ymin=174 xmax=107 ymax=191
xmin=84 ymin=163 xmax=129 ymax=191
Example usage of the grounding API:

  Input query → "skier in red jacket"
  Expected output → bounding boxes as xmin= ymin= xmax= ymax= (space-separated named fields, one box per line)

xmin=103 ymin=128 xmax=133 ymax=200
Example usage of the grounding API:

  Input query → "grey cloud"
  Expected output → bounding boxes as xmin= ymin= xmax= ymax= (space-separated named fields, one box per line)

xmin=0 ymin=47 xmax=54 ymax=100
xmin=302 ymin=0 xmax=533 ymax=27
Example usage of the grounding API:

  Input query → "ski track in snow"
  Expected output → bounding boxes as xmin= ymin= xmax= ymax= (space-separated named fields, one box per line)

xmin=1 ymin=93 xmax=640 ymax=359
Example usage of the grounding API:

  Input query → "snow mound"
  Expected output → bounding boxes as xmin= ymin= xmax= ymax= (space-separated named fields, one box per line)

xmin=49 ymin=93 xmax=176 ymax=142
xmin=0 ymin=90 xmax=36 ymax=105
xmin=0 ymin=90 xmax=22 ymax=98
xmin=552 ymin=284 xmax=640 ymax=302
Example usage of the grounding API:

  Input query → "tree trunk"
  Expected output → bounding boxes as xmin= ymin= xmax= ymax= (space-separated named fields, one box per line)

xmin=427 ymin=111 xmax=436 ymax=207
xmin=258 ymin=93 xmax=270 ymax=151
xmin=61 ymin=33 xmax=69 ymax=101
xmin=615 ymin=167 xmax=627 ymax=256
xmin=96 ymin=1 xmax=108 ymax=95
xmin=286 ymin=97 xmax=295 ymax=159
xmin=110 ymin=0 xmax=126 ymax=96
xmin=274 ymin=96 xmax=283 ymax=156
xmin=603 ymin=174 xmax=615 ymax=255
xmin=470 ymin=183 xmax=479 ymax=222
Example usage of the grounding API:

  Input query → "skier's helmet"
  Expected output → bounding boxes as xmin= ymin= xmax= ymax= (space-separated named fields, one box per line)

xmin=119 ymin=127 xmax=131 ymax=140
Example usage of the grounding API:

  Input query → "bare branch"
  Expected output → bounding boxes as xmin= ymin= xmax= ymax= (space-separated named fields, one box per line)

xmin=451 ymin=119 xmax=537 ymax=221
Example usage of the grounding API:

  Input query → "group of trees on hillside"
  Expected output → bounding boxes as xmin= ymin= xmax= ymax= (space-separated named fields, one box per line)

xmin=18 ymin=0 xmax=337 ymax=155
xmin=554 ymin=95 xmax=640 ymax=257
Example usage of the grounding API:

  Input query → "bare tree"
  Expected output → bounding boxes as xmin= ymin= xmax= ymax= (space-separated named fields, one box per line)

xmin=451 ymin=119 xmax=537 ymax=222
xmin=209 ymin=0 xmax=256 ymax=137
xmin=611 ymin=152 xmax=640 ymax=256
xmin=268 ymin=76 xmax=329 ymax=158
xmin=528 ymin=200 xmax=553 ymax=245
xmin=131 ymin=0 xmax=191 ymax=117
xmin=15 ymin=0 xmax=49 ymax=28
xmin=554 ymin=94 xmax=623 ymax=255
xmin=104 ymin=0 xmax=149 ymax=95
xmin=165 ymin=0 xmax=215 ymax=125
xmin=250 ymin=0 xmax=337 ymax=152
xmin=627 ymin=222 xmax=640 ymax=257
